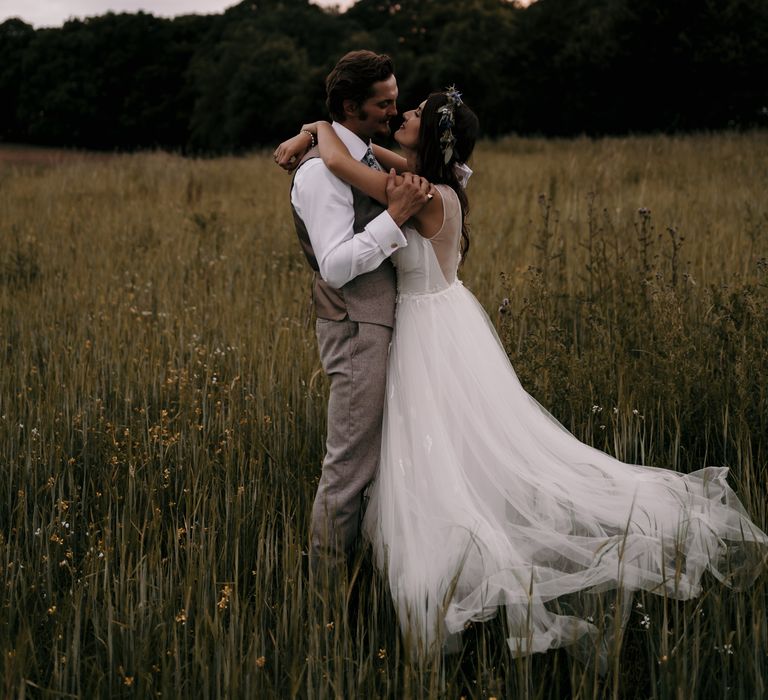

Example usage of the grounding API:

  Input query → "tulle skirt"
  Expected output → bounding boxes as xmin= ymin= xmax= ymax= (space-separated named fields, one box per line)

xmin=361 ymin=280 xmax=767 ymax=659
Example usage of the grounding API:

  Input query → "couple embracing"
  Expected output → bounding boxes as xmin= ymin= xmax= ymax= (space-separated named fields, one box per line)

xmin=274 ymin=50 xmax=767 ymax=660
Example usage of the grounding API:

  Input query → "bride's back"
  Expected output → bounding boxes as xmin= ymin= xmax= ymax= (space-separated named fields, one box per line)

xmin=393 ymin=184 xmax=462 ymax=295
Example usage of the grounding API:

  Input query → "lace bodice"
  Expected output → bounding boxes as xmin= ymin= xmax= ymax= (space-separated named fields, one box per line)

xmin=392 ymin=184 xmax=462 ymax=295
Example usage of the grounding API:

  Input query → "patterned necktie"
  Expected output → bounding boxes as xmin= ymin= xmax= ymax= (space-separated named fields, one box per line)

xmin=361 ymin=146 xmax=383 ymax=171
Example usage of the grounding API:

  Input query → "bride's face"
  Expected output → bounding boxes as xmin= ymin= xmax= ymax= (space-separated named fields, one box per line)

xmin=394 ymin=100 xmax=426 ymax=150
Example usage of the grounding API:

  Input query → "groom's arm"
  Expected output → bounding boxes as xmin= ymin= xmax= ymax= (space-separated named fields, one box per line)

xmin=292 ymin=159 xmax=407 ymax=289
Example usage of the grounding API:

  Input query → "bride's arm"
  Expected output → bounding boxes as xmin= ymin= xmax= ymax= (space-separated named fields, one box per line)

xmin=315 ymin=122 xmax=391 ymax=205
xmin=273 ymin=123 xmax=406 ymax=178
xmin=371 ymin=144 xmax=408 ymax=174
xmin=314 ymin=122 xmax=443 ymax=235
xmin=273 ymin=130 xmax=313 ymax=171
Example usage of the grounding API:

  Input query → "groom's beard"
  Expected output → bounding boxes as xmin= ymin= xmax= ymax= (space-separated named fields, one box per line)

xmin=357 ymin=108 xmax=392 ymax=137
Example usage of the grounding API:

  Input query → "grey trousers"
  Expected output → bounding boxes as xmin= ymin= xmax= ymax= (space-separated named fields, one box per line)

xmin=311 ymin=318 xmax=391 ymax=573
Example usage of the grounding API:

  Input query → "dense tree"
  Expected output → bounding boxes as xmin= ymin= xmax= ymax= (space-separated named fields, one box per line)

xmin=508 ymin=0 xmax=768 ymax=134
xmin=345 ymin=0 xmax=519 ymax=134
xmin=0 ymin=18 xmax=35 ymax=141
xmin=186 ymin=0 xmax=354 ymax=151
xmin=1 ymin=0 xmax=766 ymax=151
xmin=188 ymin=28 xmax=315 ymax=151
xmin=12 ymin=12 xmax=210 ymax=149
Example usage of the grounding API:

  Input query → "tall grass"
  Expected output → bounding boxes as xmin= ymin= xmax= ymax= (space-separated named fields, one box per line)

xmin=1 ymin=132 xmax=766 ymax=698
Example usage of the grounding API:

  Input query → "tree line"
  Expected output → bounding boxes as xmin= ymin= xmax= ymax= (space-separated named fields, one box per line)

xmin=2 ymin=0 xmax=767 ymax=153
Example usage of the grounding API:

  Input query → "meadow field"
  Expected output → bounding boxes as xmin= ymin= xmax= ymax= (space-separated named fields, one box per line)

xmin=1 ymin=132 xmax=767 ymax=698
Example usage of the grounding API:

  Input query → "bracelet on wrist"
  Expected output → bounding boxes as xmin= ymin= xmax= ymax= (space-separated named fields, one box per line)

xmin=301 ymin=129 xmax=316 ymax=149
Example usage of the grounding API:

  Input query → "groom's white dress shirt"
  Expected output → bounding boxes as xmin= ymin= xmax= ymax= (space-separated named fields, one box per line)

xmin=291 ymin=122 xmax=408 ymax=289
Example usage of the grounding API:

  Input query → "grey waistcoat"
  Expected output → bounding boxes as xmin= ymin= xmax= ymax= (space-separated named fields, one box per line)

xmin=291 ymin=147 xmax=397 ymax=327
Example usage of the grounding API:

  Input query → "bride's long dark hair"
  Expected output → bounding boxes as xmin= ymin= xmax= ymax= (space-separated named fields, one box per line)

xmin=415 ymin=92 xmax=479 ymax=262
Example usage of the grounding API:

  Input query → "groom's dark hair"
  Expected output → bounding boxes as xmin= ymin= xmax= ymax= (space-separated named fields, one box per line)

xmin=326 ymin=50 xmax=394 ymax=122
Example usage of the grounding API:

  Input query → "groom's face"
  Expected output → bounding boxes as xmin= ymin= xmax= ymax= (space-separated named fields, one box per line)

xmin=347 ymin=74 xmax=398 ymax=140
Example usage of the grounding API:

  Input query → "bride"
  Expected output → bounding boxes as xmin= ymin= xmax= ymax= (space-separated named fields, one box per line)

xmin=278 ymin=88 xmax=768 ymax=660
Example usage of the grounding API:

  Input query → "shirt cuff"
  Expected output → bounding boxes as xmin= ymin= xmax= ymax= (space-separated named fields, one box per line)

xmin=366 ymin=210 xmax=408 ymax=256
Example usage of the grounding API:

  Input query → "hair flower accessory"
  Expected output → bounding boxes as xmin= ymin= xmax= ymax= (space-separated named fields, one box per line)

xmin=438 ymin=85 xmax=463 ymax=164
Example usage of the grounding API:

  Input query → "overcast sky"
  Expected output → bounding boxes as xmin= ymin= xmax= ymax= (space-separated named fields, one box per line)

xmin=0 ymin=0 xmax=355 ymax=27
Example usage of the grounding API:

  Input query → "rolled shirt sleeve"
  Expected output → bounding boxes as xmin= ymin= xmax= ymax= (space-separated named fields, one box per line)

xmin=291 ymin=158 xmax=407 ymax=289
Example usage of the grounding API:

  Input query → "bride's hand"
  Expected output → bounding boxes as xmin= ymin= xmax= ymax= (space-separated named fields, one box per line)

xmin=398 ymin=173 xmax=435 ymax=199
xmin=273 ymin=122 xmax=330 ymax=171
xmin=273 ymin=132 xmax=312 ymax=172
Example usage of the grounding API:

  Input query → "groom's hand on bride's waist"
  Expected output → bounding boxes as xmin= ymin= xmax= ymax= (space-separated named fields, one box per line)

xmin=386 ymin=169 xmax=432 ymax=227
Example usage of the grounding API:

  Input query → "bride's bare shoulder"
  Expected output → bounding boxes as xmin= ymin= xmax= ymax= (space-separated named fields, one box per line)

xmin=412 ymin=187 xmax=445 ymax=240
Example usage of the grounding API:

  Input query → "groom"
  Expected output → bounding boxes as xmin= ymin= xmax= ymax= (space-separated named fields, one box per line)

xmin=279 ymin=51 xmax=430 ymax=575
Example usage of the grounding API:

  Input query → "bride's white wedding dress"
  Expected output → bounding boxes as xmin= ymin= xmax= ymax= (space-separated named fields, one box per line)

xmin=361 ymin=184 xmax=767 ymax=659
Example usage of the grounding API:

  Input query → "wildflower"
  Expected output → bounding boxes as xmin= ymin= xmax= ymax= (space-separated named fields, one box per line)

xmin=326 ymin=621 xmax=335 ymax=631
xmin=640 ymin=614 xmax=651 ymax=629
xmin=592 ymin=405 xmax=602 ymax=414
xmin=175 ymin=609 xmax=187 ymax=624
xmin=256 ymin=656 xmax=266 ymax=668
xmin=378 ymin=648 xmax=387 ymax=659
xmin=217 ymin=584 xmax=232 ymax=610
